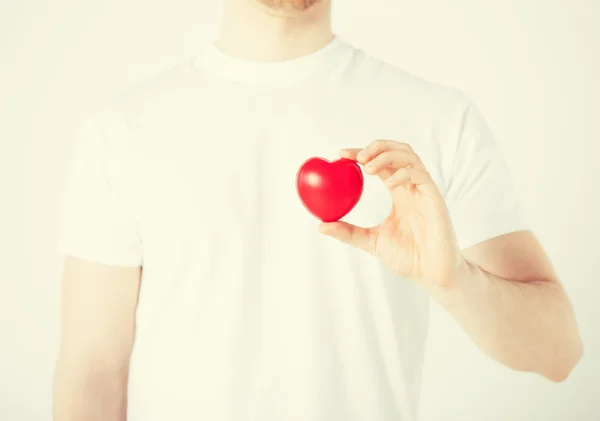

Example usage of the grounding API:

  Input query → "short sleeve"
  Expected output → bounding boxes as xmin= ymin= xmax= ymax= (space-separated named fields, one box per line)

xmin=56 ymin=112 xmax=143 ymax=266
xmin=444 ymin=101 xmax=529 ymax=250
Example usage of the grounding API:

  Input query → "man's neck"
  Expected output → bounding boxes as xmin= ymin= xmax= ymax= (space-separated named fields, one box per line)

xmin=216 ymin=0 xmax=333 ymax=62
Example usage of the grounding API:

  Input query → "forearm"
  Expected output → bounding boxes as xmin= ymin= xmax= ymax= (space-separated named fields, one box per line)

xmin=426 ymin=258 xmax=583 ymax=381
xmin=53 ymin=360 xmax=128 ymax=421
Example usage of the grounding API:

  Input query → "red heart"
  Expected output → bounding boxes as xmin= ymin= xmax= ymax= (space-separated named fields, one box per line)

xmin=296 ymin=157 xmax=364 ymax=222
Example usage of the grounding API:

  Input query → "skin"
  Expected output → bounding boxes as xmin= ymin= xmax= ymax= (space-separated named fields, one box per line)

xmin=53 ymin=0 xmax=583 ymax=420
xmin=216 ymin=0 xmax=333 ymax=62
xmin=322 ymin=143 xmax=583 ymax=381
xmin=53 ymin=259 xmax=141 ymax=420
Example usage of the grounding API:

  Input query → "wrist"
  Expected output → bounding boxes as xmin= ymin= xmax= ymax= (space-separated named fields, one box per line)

xmin=424 ymin=256 xmax=473 ymax=311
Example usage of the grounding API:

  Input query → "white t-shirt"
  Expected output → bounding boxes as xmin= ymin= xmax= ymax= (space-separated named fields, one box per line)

xmin=57 ymin=35 xmax=527 ymax=421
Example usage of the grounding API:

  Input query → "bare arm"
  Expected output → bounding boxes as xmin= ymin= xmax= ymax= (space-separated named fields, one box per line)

xmin=427 ymin=230 xmax=584 ymax=382
xmin=53 ymin=257 xmax=141 ymax=421
xmin=327 ymin=141 xmax=583 ymax=382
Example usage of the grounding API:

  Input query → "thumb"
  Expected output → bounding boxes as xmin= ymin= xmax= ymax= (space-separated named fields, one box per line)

xmin=318 ymin=221 xmax=376 ymax=254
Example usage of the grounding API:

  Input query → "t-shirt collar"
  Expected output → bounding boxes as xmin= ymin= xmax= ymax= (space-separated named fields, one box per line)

xmin=193 ymin=34 xmax=350 ymax=86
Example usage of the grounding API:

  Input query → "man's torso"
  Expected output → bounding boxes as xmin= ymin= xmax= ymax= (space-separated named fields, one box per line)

xmin=94 ymin=39 xmax=467 ymax=420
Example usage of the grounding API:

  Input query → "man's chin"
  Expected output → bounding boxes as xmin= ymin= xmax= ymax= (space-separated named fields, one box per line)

xmin=254 ymin=0 xmax=323 ymax=16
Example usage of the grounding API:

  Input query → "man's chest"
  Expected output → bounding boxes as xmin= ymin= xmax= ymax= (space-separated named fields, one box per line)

xmin=130 ymin=88 xmax=444 ymax=246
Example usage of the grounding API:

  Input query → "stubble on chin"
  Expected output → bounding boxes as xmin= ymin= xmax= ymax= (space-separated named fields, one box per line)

xmin=254 ymin=0 xmax=323 ymax=15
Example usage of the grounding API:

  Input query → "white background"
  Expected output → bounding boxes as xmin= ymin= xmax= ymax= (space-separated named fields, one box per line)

xmin=6 ymin=0 xmax=599 ymax=420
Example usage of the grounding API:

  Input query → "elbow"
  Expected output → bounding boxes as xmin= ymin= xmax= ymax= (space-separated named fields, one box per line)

xmin=541 ymin=335 xmax=584 ymax=383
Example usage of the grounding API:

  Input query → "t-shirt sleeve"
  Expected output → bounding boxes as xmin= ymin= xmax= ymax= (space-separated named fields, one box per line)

xmin=56 ymin=112 xmax=143 ymax=267
xmin=444 ymin=101 xmax=529 ymax=250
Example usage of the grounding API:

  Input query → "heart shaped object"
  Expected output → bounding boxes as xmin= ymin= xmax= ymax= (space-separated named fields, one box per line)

xmin=296 ymin=157 xmax=364 ymax=222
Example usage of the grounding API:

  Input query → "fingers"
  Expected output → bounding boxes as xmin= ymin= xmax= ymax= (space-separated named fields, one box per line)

xmin=341 ymin=140 xmax=424 ymax=170
xmin=318 ymin=221 xmax=377 ymax=255
xmin=363 ymin=150 xmax=421 ymax=176
xmin=339 ymin=148 xmax=361 ymax=161
xmin=384 ymin=166 xmax=432 ymax=188
xmin=356 ymin=140 xmax=418 ymax=165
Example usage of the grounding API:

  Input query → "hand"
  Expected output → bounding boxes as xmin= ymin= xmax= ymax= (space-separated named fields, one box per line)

xmin=319 ymin=139 xmax=464 ymax=287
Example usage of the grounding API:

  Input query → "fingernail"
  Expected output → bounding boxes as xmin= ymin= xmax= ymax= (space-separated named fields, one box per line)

xmin=357 ymin=150 xmax=367 ymax=159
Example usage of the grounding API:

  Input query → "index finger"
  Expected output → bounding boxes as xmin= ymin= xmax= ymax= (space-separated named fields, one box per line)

xmin=339 ymin=148 xmax=362 ymax=161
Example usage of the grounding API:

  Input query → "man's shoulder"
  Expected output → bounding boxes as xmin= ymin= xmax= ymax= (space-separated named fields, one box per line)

xmin=75 ymin=56 xmax=205 ymax=157
xmin=353 ymin=47 xmax=471 ymax=116
xmin=87 ymin=56 xmax=201 ymax=126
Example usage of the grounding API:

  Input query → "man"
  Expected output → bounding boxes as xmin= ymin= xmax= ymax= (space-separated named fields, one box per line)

xmin=52 ymin=0 xmax=583 ymax=420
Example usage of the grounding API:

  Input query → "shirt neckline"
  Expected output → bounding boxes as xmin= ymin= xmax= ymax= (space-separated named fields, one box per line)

xmin=192 ymin=34 xmax=351 ymax=86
